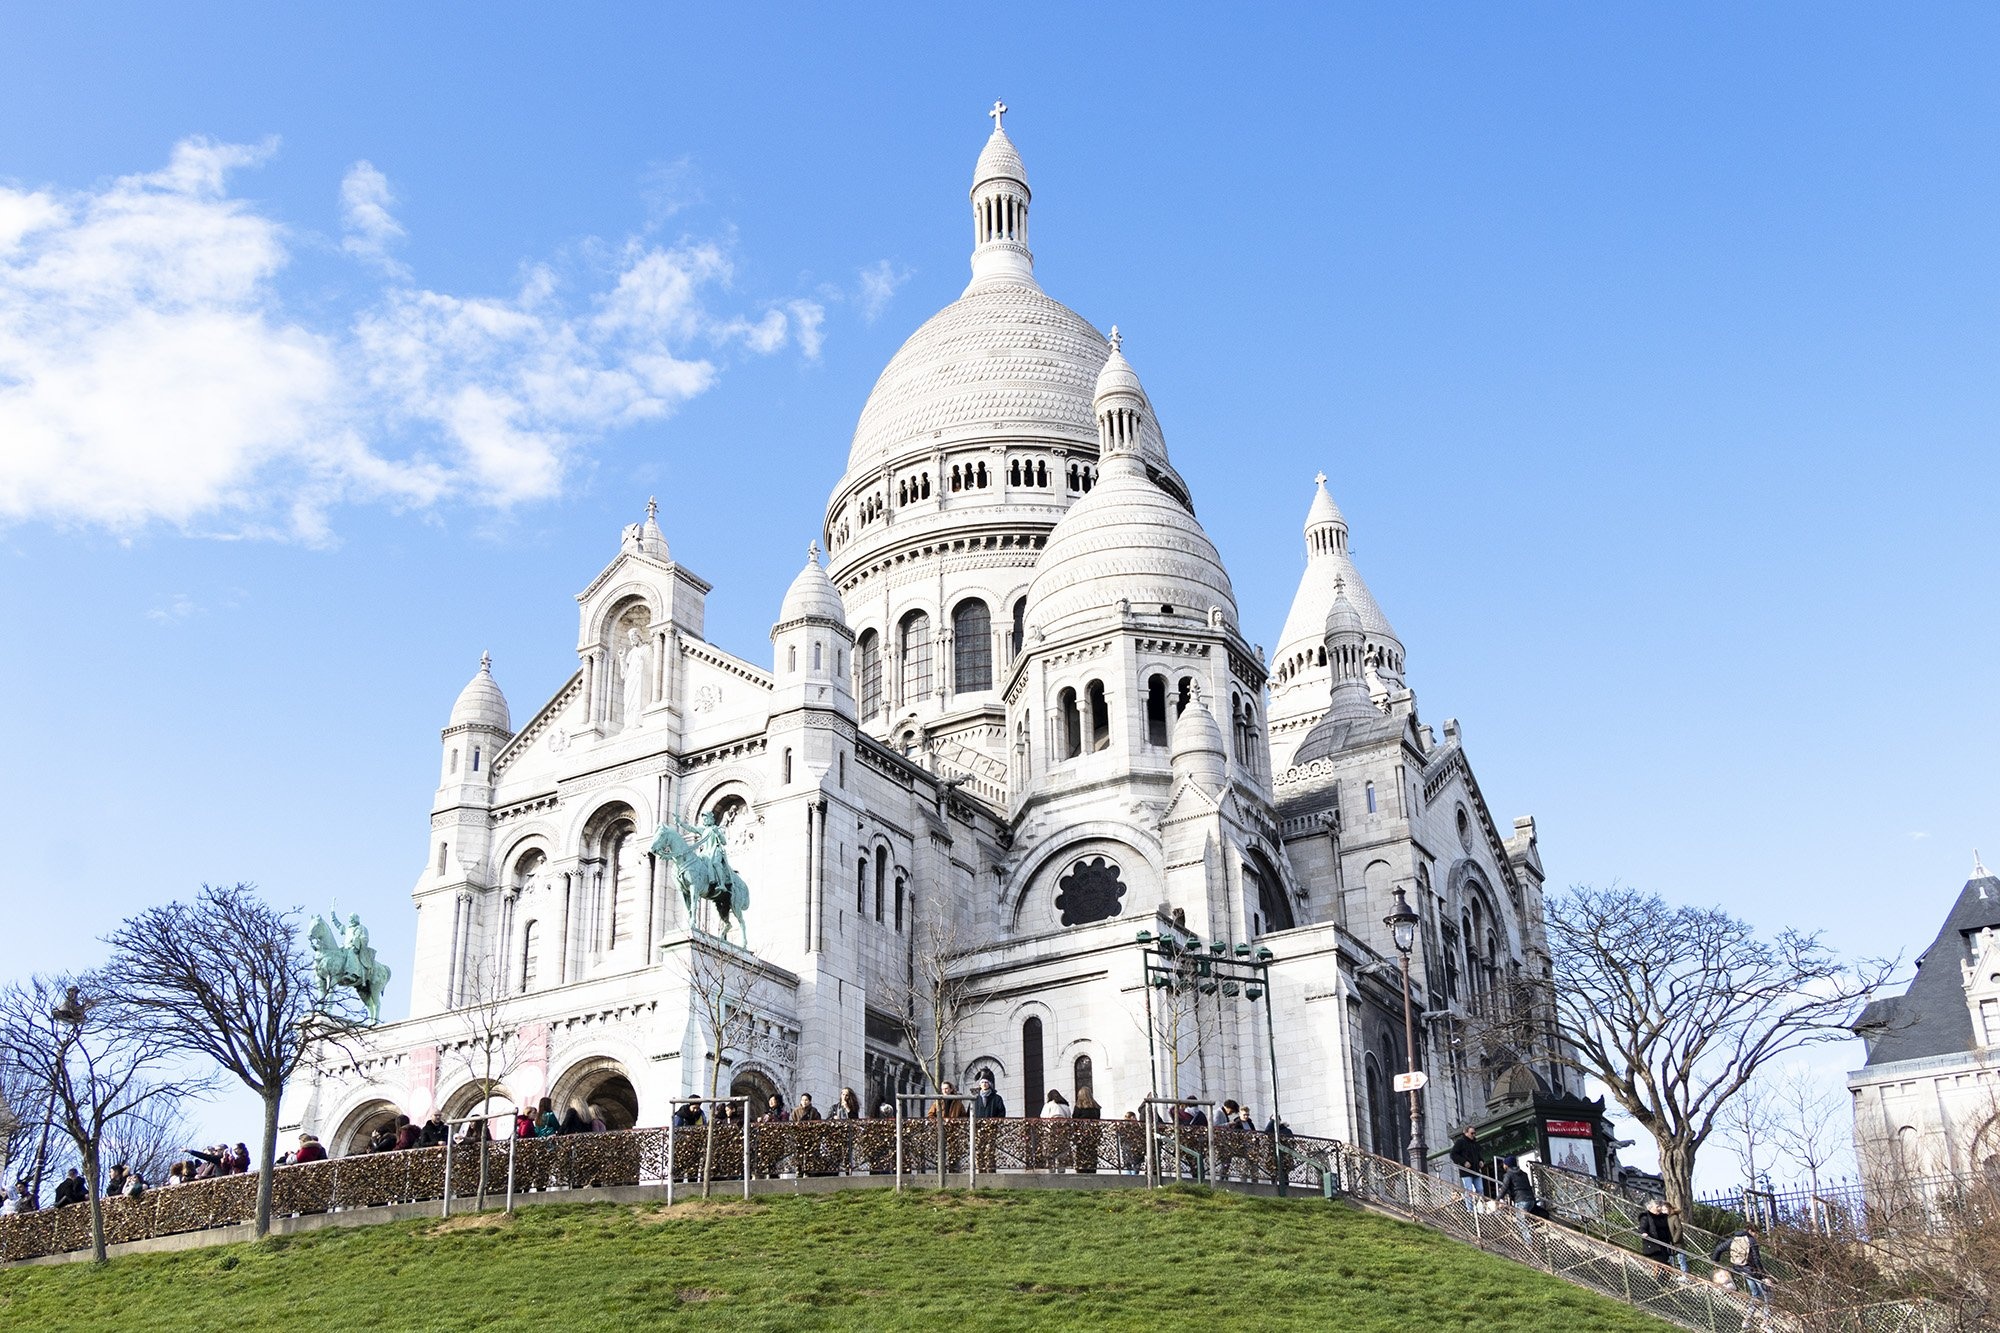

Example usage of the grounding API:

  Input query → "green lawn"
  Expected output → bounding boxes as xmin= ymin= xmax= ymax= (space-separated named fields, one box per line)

xmin=0 ymin=1187 xmax=1679 ymax=1332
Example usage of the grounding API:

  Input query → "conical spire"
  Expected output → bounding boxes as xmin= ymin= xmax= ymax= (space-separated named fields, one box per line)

xmin=1170 ymin=685 xmax=1229 ymax=792
xmin=968 ymin=101 xmax=1035 ymax=289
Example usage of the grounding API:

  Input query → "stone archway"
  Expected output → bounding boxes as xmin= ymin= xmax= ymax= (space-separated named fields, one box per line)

xmin=331 ymin=1098 xmax=402 ymax=1157
xmin=549 ymin=1056 xmax=641 ymax=1130
xmin=729 ymin=1067 xmax=782 ymax=1117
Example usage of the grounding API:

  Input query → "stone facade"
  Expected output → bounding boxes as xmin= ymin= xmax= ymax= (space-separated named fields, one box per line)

xmin=288 ymin=109 xmax=1576 ymax=1166
xmin=1849 ymin=856 xmax=2000 ymax=1187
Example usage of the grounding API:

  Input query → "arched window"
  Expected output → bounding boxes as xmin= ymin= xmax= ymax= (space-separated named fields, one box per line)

xmin=1086 ymin=680 xmax=1110 ymax=751
xmin=607 ymin=819 xmax=639 ymax=948
xmin=1022 ymin=1017 xmax=1046 ymax=1113
xmin=1010 ymin=598 xmax=1026 ymax=660
xmin=857 ymin=630 xmax=882 ymax=719
xmin=1145 ymin=674 xmax=1168 ymax=747
xmin=1057 ymin=687 xmax=1082 ymax=759
xmin=1009 ymin=459 xmax=1022 ymax=486
xmin=894 ymin=877 xmax=905 ymax=932
xmin=874 ymin=848 xmax=887 ymax=923
xmin=471 ymin=746 xmax=481 ymax=773
xmin=449 ymin=748 xmax=458 ymax=774
xmin=519 ymin=920 xmax=540 ymax=993
xmin=783 ymin=748 xmax=793 ymax=783
xmin=952 ymin=599 xmax=992 ymax=694
xmin=787 ymin=645 xmax=797 ymax=673
xmin=1176 ymin=677 xmax=1193 ymax=716
xmin=976 ymin=462 xmax=988 ymax=487
xmin=856 ymin=858 xmax=867 ymax=915
xmin=899 ymin=610 xmax=932 ymax=703
xmin=1073 ymin=1054 xmax=1094 ymax=1102
xmin=1366 ymin=781 xmax=1377 ymax=814
xmin=812 ymin=642 xmax=823 ymax=671
xmin=1035 ymin=460 xmax=1048 ymax=487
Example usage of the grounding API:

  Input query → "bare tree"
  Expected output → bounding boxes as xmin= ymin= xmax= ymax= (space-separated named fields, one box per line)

xmin=102 ymin=883 xmax=366 ymax=1237
xmin=0 ymin=974 xmax=206 ymax=1262
xmin=1542 ymin=886 xmax=1894 ymax=1220
xmin=1768 ymin=1064 xmax=1850 ymax=1209
xmin=98 ymin=1100 xmax=193 ymax=1191
xmin=677 ymin=938 xmax=759 ymax=1196
xmin=1715 ymin=1075 xmax=1779 ymax=1197
xmin=446 ymin=953 xmax=524 ymax=1209
xmin=888 ymin=914 xmax=988 ymax=1099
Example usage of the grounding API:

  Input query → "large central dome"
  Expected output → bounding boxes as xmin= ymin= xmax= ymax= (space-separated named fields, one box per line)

xmin=844 ymin=280 xmax=1165 ymax=473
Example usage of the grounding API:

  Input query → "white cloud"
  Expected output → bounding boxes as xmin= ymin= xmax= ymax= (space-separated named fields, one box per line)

xmin=788 ymin=300 xmax=825 ymax=359
xmin=1906 ymin=831 xmax=1930 ymax=841
xmin=856 ymin=259 xmax=911 ymax=322
xmin=0 ymin=140 xmax=821 ymax=539
xmin=145 ymin=592 xmax=200 ymax=623
xmin=339 ymin=161 xmax=406 ymax=275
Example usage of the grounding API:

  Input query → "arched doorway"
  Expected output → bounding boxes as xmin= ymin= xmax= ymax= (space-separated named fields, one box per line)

xmin=331 ymin=1098 xmax=402 ymax=1157
xmin=550 ymin=1057 xmax=641 ymax=1130
xmin=441 ymin=1083 xmax=517 ymax=1136
xmin=730 ymin=1068 xmax=781 ymax=1116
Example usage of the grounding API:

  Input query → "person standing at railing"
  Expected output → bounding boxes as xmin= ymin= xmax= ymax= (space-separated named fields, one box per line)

xmin=1037 ymin=1089 xmax=1071 ymax=1171
xmin=1449 ymin=1126 xmax=1486 ymax=1212
xmin=970 ymin=1077 xmax=1004 ymax=1174
xmin=1498 ymin=1156 xmax=1538 ymax=1246
xmin=1639 ymin=1200 xmax=1689 ymax=1278
xmin=294 ymin=1133 xmax=326 ymax=1164
xmin=1072 ymin=1090 xmax=1102 ymax=1173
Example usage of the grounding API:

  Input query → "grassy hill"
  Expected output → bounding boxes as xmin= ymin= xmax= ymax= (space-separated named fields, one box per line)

xmin=0 ymin=1187 xmax=1679 ymax=1332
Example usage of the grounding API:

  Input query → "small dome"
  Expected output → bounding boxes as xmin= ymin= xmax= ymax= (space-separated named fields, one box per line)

xmin=972 ymin=126 xmax=1028 ymax=193
xmin=449 ymin=653 xmax=510 ymax=732
xmin=1093 ymin=330 xmax=1147 ymax=406
xmin=1170 ymin=690 xmax=1228 ymax=790
xmin=1024 ymin=454 xmax=1236 ymax=637
xmin=639 ymin=496 xmax=668 ymax=559
xmin=779 ymin=543 xmax=846 ymax=625
xmin=1325 ymin=580 xmax=1365 ymax=640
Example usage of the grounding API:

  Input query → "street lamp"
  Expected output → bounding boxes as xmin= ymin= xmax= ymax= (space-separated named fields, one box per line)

xmin=1383 ymin=888 xmax=1424 ymax=1170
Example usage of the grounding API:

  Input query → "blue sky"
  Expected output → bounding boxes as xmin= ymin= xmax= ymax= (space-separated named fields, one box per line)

xmin=2 ymin=5 xmax=1995 ymax=1178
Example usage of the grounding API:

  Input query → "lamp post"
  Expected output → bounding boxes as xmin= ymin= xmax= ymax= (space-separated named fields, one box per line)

xmin=1384 ymin=888 xmax=1424 ymax=1171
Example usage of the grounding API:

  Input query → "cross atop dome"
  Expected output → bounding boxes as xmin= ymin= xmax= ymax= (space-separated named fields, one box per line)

xmin=1109 ymin=325 xmax=1122 ymax=352
xmin=807 ymin=540 xmax=821 ymax=564
xmin=988 ymin=99 xmax=1007 ymax=131
xmin=646 ymin=496 xmax=658 ymax=521
xmin=479 ymin=651 xmax=492 ymax=673
xmin=1314 ymin=471 xmax=1327 ymax=487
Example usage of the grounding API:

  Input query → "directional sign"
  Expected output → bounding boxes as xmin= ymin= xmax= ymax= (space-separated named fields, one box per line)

xmin=1393 ymin=1071 xmax=1429 ymax=1093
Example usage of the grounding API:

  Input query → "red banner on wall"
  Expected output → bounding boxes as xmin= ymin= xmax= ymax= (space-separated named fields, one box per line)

xmin=1545 ymin=1119 xmax=1594 ymax=1138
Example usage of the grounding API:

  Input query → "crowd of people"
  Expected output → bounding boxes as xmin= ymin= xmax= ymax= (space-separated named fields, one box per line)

xmin=0 ymin=1140 xmax=257 ymax=1214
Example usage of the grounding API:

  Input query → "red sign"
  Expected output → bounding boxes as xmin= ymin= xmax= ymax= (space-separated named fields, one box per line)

xmin=1545 ymin=1120 xmax=1594 ymax=1138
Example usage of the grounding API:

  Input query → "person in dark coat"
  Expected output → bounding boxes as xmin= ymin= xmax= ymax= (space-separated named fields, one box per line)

xmin=969 ymin=1077 xmax=1006 ymax=1120
xmin=52 ymin=1169 xmax=86 ymax=1207
xmin=1498 ymin=1157 xmax=1538 ymax=1245
xmin=1449 ymin=1126 xmax=1485 ymax=1209
xmin=1711 ymin=1226 xmax=1771 ymax=1319
xmin=557 ymin=1104 xmax=589 ymax=1135
xmin=1639 ymin=1200 xmax=1688 ymax=1276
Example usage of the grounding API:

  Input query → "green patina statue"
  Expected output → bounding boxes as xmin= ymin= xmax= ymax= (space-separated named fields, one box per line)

xmin=652 ymin=813 xmax=750 ymax=949
xmin=309 ymin=910 xmax=391 ymax=1023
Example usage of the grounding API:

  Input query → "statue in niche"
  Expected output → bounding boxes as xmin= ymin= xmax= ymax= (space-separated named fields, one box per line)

xmin=1055 ymin=857 xmax=1126 ymax=927
xmin=620 ymin=627 xmax=649 ymax=727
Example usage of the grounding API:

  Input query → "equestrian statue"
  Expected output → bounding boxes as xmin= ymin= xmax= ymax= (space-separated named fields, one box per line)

xmin=652 ymin=812 xmax=750 ymax=949
xmin=308 ymin=910 xmax=391 ymax=1023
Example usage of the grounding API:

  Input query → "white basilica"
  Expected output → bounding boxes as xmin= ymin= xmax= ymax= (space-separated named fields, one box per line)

xmin=290 ymin=108 xmax=1580 ymax=1168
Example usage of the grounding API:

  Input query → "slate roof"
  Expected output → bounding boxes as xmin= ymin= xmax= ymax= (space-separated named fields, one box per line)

xmin=1855 ymin=867 xmax=2000 ymax=1066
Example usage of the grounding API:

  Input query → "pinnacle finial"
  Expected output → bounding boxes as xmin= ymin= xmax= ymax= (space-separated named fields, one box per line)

xmin=807 ymin=540 xmax=821 ymax=565
xmin=989 ymin=99 xmax=1007 ymax=131
xmin=1314 ymin=470 xmax=1327 ymax=488
xmin=1978 ymin=849 xmax=1992 ymax=879
xmin=479 ymin=651 xmax=492 ymax=673
xmin=1108 ymin=325 xmax=1122 ymax=353
xmin=646 ymin=496 xmax=658 ymax=522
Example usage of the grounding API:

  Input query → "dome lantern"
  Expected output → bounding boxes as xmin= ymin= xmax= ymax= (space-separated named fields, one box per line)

xmin=968 ymin=100 xmax=1035 ymax=289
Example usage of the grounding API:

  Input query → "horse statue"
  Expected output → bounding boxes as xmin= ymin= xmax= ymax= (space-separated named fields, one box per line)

xmin=309 ymin=910 xmax=391 ymax=1023
xmin=652 ymin=813 xmax=750 ymax=949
